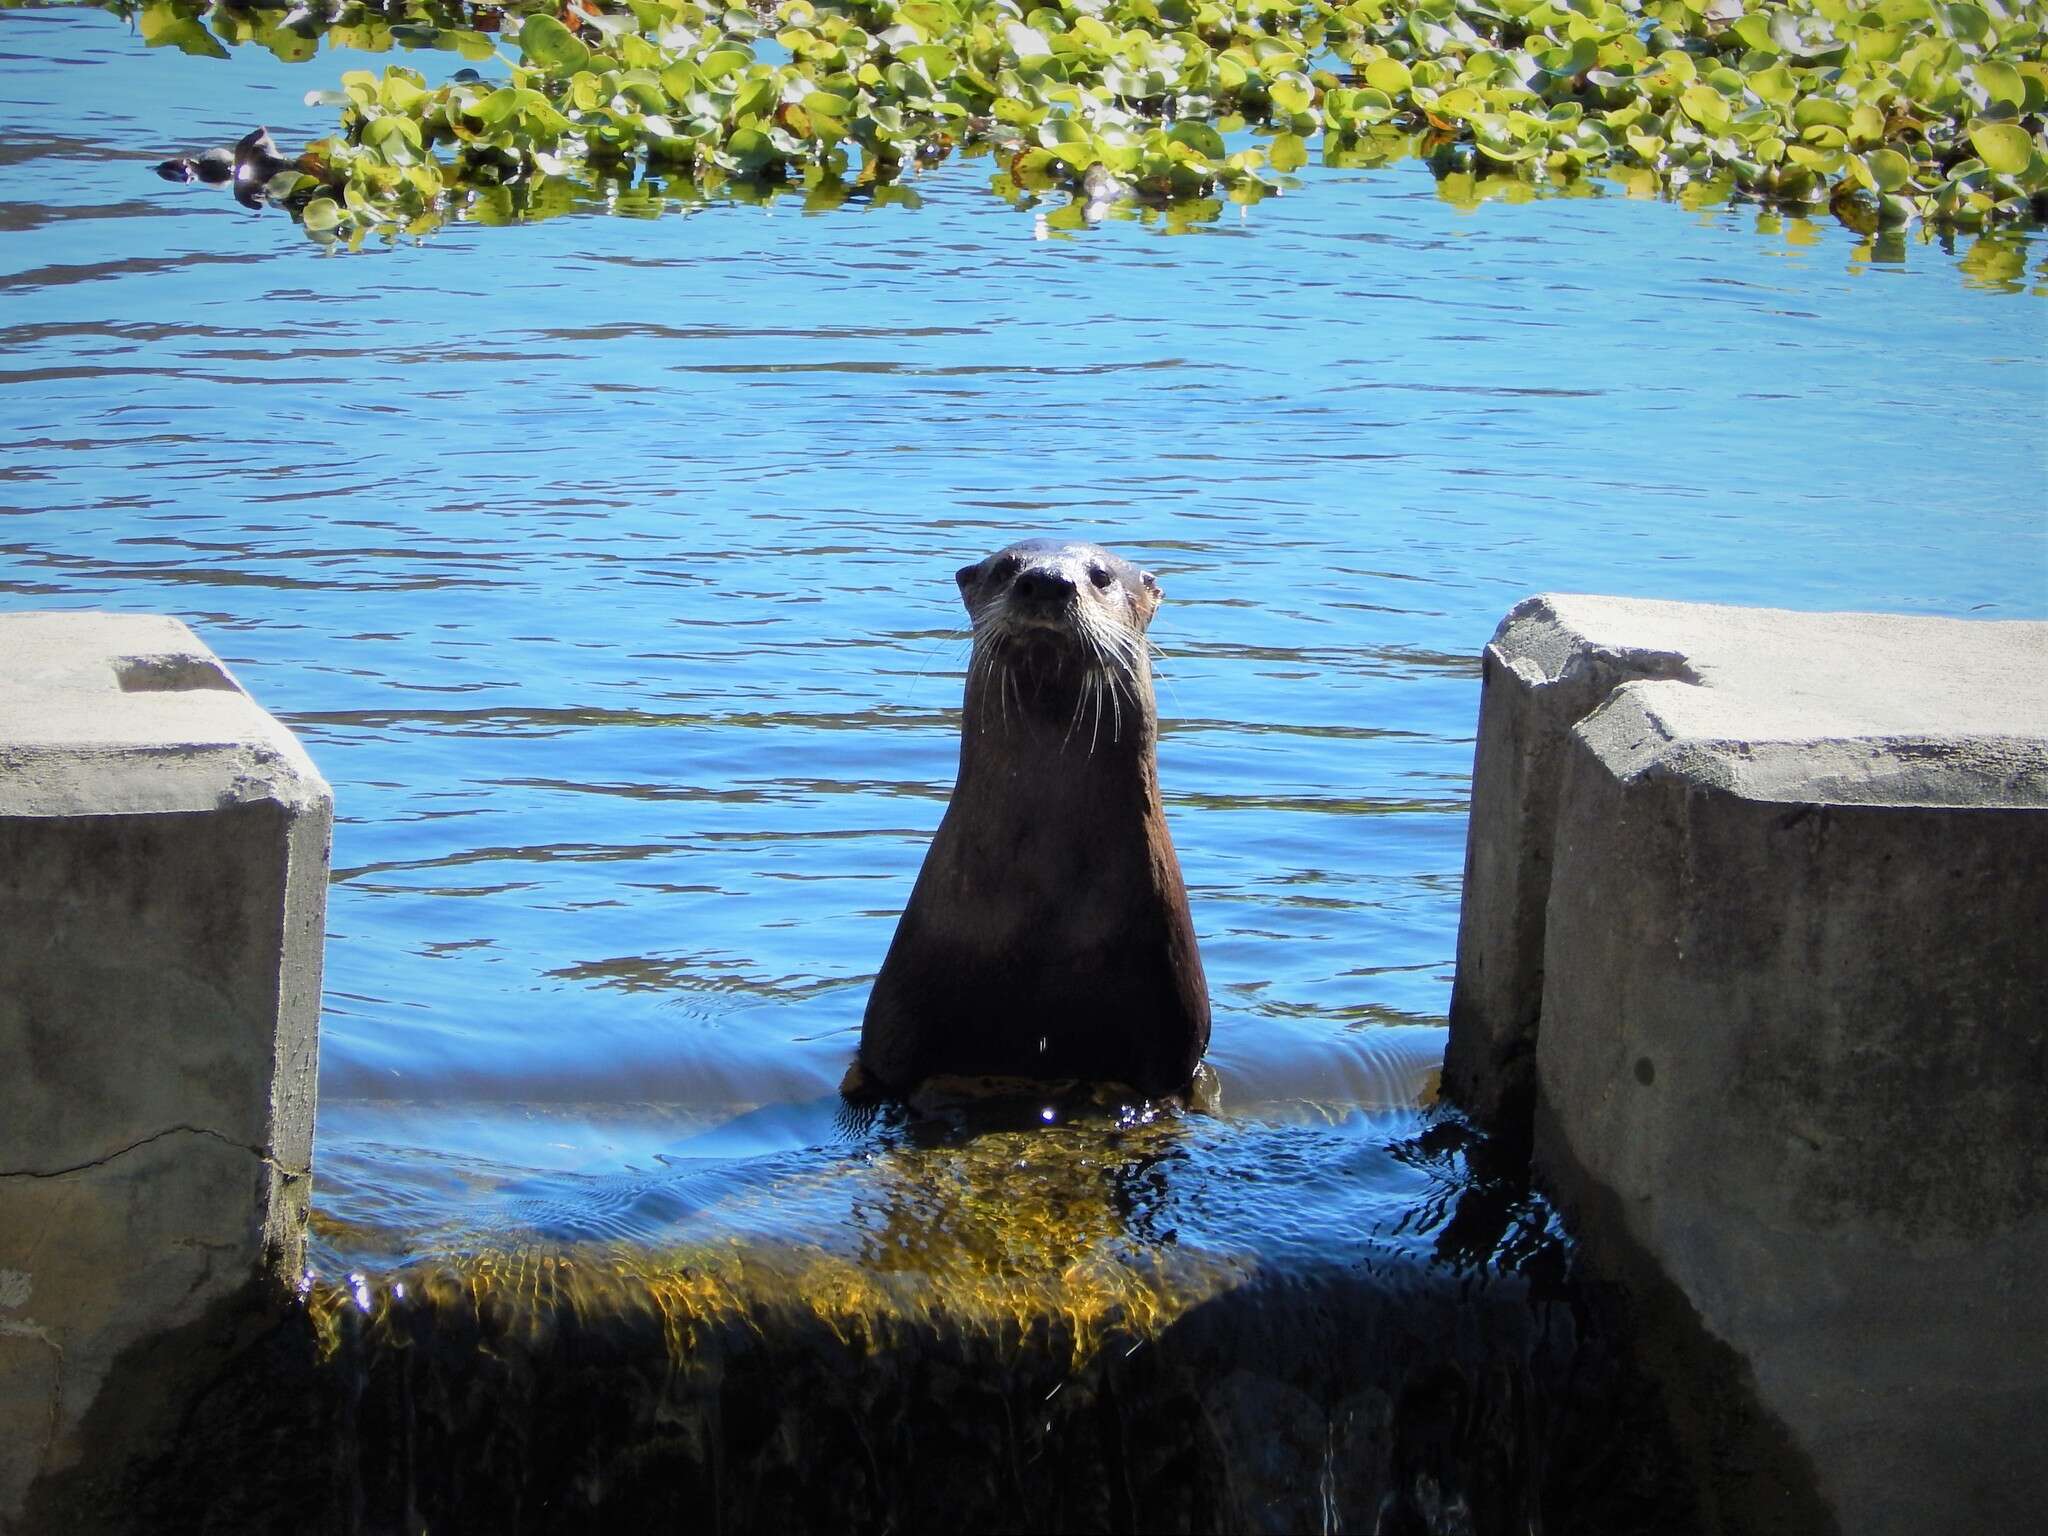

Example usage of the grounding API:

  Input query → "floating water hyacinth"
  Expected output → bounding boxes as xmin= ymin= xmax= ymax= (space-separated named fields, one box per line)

xmin=94 ymin=0 xmax=2048 ymax=241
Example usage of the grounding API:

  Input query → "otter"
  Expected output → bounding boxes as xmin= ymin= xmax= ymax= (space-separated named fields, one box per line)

xmin=857 ymin=537 xmax=1210 ymax=1098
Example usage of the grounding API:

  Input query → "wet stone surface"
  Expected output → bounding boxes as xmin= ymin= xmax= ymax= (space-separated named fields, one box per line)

xmin=26 ymin=1104 xmax=1701 ymax=1535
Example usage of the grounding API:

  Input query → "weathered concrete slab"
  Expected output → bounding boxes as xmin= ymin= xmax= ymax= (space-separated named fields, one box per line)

xmin=0 ymin=612 xmax=331 ymax=1526
xmin=1447 ymin=593 xmax=2048 ymax=1534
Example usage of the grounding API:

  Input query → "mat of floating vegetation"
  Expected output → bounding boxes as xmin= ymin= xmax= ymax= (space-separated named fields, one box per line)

xmin=108 ymin=0 xmax=2047 ymax=242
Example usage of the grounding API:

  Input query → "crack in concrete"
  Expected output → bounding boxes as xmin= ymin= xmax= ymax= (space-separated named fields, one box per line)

xmin=0 ymin=1124 xmax=305 ymax=1182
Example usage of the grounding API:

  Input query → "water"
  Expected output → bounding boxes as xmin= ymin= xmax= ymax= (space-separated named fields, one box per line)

xmin=3 ymin=7 xmax=2045 ymax=1281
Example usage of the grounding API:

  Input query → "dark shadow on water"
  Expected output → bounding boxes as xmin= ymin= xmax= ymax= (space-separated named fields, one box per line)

xmin=1388 ymin=1114 xmax=1572 ymax=1290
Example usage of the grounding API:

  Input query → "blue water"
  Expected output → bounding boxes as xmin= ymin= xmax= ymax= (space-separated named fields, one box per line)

xmin=3 ymin=7 xmax=2043 ymax=1270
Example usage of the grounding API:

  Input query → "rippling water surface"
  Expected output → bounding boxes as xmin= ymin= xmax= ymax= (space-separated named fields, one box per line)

xmin=3 ymin=7 xmax=2044 ymax=1275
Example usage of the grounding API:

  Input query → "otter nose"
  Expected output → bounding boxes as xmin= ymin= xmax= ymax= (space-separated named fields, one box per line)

xmin=1013 ymin=568 xmax=1075 ymax=604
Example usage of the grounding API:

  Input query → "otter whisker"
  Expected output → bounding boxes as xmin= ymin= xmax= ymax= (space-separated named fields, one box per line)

xmin=992 ymin=635 xmax=1016 ymax=733
xmin=910 ymin=625 xmax=973 ymax=688
xmin=1086 ymin=622 xmax=1134 ymax=740
xmin=973 ymin=625 xmax=1014 ymax=734
xmin=1144 ymin=638 xmax=1181 ymax=711
xmin=967 ymin=626 xmax=991 ymax=717
xmin=1093 ymin=661 xmax=1121 ymax=746
xmin=1063 ymin=663 xmax=1091 ymax=751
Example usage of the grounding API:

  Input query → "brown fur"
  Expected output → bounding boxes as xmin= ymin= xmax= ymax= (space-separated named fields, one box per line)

xmin=858 ymin=538 xmax=1210 ymax=1097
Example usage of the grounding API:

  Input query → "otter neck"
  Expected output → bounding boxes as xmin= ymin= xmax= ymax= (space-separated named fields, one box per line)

xmin=956 ymin=650 xmax=1158 ymax=797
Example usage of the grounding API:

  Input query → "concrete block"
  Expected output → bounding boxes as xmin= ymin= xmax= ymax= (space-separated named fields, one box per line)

xmin=0 ymin=612 xmax=330 ymax=1523
xmin=1444 ymin=599 xmax=1701 ymax=1125
xmin=1447 ymin=593 xmax=2048 ymax=1534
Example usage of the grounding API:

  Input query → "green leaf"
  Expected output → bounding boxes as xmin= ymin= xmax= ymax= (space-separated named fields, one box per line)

xmin=363 ymin=114 xmax=424 ymax=164
xmin=1269 ymin=74 xmax=1314 ymax=118
xmin=475 ymin=87 xmax=523 ymax=129
xmin=1731 ymin=15 xmax=1775 ymax=52
xmin=1680 ymin=84 xmax=1730 ymax=131
xmin=1864 ymin=148 xmax=1914 ymax=192
xmin=1537 ymin=37 xmax=1599 ymax=78
xmin=1268 ymin=132 xmax=1308 ymax=172
xmin=1167 ymin=122 xmax=1227 ymax=159
xmin=1364 ymin=58 xmax=1411 ymax=97
xmin=1472 ymin=115 xmax=1539 ymax=163
xmin=518 ymin=15 xmax=591 ymax=78
xmin=138 ymin=5 xmax=230 ymax=61
xmin=619 ymin=72 xmax=669 ymax=114
xmin=1970 ymin=62 xmax=2026 ymax=112
xmin=380 ymin=73 xmax=428 ymax=115
xmin=1967 ymin=121 xmax=2034 ymax=175
xmin=1039 ymin=116 xmax=1094 ymax=149
xmin=992 ymin=95 xmax=1043 ymax=126
xmin=901 ymin=45 xmax=957 ymax=77
xmin=1942 ymin=3 xmax=1991 ymax=46
xmin=1786 ymin=142 xmax=1844 ymax=174
xmin=1793 ymin=99 xmax=1852 ymax=132
xmin=1749 ymin=64 xmax=1797 ymax=107
xmin=516 ymin=91 xmax=572 ymax=139
xmin=301 ymin=197 xmax=344 ymax=232
xmin=698 ymin=50 xmax=752 ymax=80
xmin=732 ymin=75 xmax=777 ymax=118
xmin=724 ymin=126 xmax=778 ymax=173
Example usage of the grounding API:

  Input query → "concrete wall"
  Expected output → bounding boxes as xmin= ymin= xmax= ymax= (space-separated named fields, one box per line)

xmin=0 ymin=613 xmax=330 ymax=1526
xmin=1446 ymin=594 xmax=2048 ymax=1534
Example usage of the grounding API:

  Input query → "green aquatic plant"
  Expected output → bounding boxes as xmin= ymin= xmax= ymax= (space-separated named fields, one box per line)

xmin=71 ymin=0 xmax=2048 ymax=241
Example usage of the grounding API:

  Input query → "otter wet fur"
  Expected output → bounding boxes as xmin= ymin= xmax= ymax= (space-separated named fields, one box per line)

xmin=857 ymin=538 xmax=1210 ymax=1098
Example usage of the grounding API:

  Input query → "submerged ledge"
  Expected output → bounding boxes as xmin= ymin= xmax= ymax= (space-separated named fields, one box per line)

xmin=25 ymin=1114 xmax=1705 ymax=1534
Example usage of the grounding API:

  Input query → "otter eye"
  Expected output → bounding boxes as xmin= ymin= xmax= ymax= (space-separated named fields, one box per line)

xmin=988 ymin=554 xmax=1020 ymax=583
xmin=1088 ymin=564 xmax=1113 ymax=590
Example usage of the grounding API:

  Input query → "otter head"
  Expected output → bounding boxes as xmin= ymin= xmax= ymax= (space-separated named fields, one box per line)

xmin=956 ymin=537 xmax=1163 ymax=743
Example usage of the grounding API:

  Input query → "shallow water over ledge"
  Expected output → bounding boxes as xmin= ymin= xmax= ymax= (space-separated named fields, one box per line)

xmin=309 ymin=1032 xmax=1455 ymax=1271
